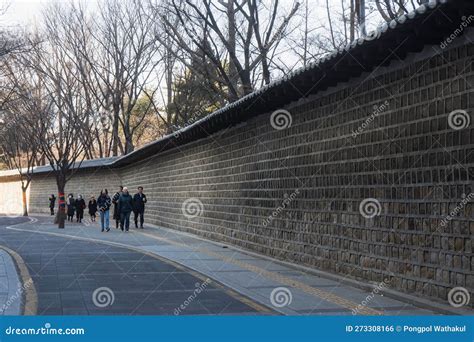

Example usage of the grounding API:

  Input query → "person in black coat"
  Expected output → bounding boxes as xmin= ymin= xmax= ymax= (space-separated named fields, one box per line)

xmin=48 ymin=194 xmax=56 ymax=215
xmin=118 ymin=187 xmax=133 ymax=232
xmin=75 ymin=194 xmax=86 ymax=223
xmin=112 ymin=186 xmax=123 ymax=229
xmin=133 ymin=186 xmax=147 ymax=229
xmin=88 ymin=196 xmax=98 ymax=222
xmin=66 ymin=194 xmax=75 ymax=222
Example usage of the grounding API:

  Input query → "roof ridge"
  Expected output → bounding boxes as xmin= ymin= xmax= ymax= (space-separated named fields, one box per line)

xmin=113 ymin=0 xmax=454 ymax=167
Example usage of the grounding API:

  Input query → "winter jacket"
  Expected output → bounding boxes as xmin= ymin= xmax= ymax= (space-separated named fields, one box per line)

xmin=97 ymin=195 xmax=111 ymax=212
xmin=75 ymin=198 xmax=86 ymax=214
xmin=49 ymin=195 xmax=56 ymax=209
xmin=67 ymin=197 xmax=75 ymax=216
xmin=118 ymin=193 xmax=134 ymax=214
xmin=88 ymin=200 xmax=98 ymax=215
xmin=112 ymin=192 xmax=121 ymax=220
xmin=133 ymin=193 xmax=147 ymax=212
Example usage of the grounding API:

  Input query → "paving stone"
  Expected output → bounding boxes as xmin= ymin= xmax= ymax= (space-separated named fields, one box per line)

xmin=0 ymin=216 xmax=446 ymax=315
xmin=0 ymin=217 xmax=262 ymax=316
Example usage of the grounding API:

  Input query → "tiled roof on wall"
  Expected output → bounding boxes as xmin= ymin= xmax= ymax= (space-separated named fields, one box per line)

xmin=0 ymin=0 xmax=471 ymax=176
xmin=0 ymin=157 xmax=118 ymax=177
xmin=112 ymin=0 xmax=473 ymax=167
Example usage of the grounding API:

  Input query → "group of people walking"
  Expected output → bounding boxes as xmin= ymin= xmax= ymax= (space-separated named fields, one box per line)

xmin=65 ymin=194 xmax=93 ymax=223
xmin=96 ymin=186 xmax=147 ymax=232
xmin=48 ymin=186 xmax=147 ymax=232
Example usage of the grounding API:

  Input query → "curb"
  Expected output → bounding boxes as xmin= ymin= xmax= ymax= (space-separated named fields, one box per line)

xmin=0 ymin=245 xmax=38 ymax=316
xmin=141 ymin=222 xmax=471 ymax=316
xmin=21 ymin=214 xmax=472 ymax=315
xmin=7 ymin=216 xmax=273 ymax=316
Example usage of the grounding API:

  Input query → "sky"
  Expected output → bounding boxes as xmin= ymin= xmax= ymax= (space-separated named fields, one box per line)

xmin=0 ymin=0 xmax=389 ymax=88
xmin=0 ymin=0 xmax=378 ymax=93
xmin=1 ymin=0 xmax=325 ymax=27
xmin=2 ymin=0 xmax=52 ymax=27
xmin=1 ymin=0 xmax=99 ymax=27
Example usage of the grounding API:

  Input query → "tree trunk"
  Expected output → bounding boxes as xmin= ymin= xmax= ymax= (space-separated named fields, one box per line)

xmin=350 ymin=0 xmax=355 ymax=41
xmin=226 ymin=0 xmax=239 ymax=99
xmin=123 ymin=122 xmax=134 ymax=154
xmin=261 ymin=52 xmax=270 ymax=85
xmin=56 ymin=180 xmax=66 ymax=229
xmin=358 ymin=0 xmax=366 ymax=37
xmin=21 ymin=187 xmax=28 ymax=217
xmin=125 ymin=135 xmax=134 ymax=154
xmin=240 ymin=70 xmax=253 ymax=95
xmin=165 ymin=36 xmax=174 ymax=134
xmin=112 ymin=102 xmax=120 ymax=156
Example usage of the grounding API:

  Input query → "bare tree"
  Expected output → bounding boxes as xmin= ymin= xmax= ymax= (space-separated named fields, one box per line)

xmin=304 ymin=0 xmax=358 ymax=53
xmin=0 ymin=3 xmax=28 ymax=71
xmin=153 ymin=5 xmax=182 ymax=134
xmin=26 ymin=1 xmax=165 ymax=157
xmin=39 ymin=4 xmax=103 ymax=160
xmin=0 ymin=67 xmax=41 ymax=216
xmin=16 ymin=19 xmax=92 ymax=228
xmin=375 ymin=0 xmax=424 ymax=22
xmin=156 ymin=0 xmax=300 ymax=103
xmin=0 ymin=53 xmax=47 ymax=215
xmin=85 ymin=0 xmax=163 ymax=155
xmin=0 ymin=11 xmax=40 ymax=216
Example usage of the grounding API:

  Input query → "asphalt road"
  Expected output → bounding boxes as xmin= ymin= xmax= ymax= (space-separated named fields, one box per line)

xmin=0 ymin=217 xmax=261 ymax=315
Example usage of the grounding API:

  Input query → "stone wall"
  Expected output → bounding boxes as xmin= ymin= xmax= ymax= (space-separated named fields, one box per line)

xmin=0 ymin=43 xmax=472 ymax=306
xmin=28 ymin=168 xmax=122 ymax=214
xmin=0 ymin=177 xmax=29 ymax=215
xmin=120 ymin=43 xmax=474 ymax=305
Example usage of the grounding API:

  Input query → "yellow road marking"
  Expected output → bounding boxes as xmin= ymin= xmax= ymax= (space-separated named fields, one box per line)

xmin=138 ymin=231 xmax=383 ymax=315
xmin=0 ymin=245 xmax=38 ymax=315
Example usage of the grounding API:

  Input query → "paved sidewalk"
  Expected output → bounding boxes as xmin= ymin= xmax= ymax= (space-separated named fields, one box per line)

xmin=0 ymin=248 xmax=24 ymax=315
xmin=7 ymin=216 xmax=441 ymax=316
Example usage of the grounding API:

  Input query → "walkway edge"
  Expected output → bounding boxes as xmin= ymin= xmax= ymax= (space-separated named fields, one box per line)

xmin=6 ymin=217 xmax=273 ymax=316
xmin=1 ymin=216 xmax=38 ymax=315
xmin=18 ymin=215 xmax=471 ymax=315
xmin=142 ymin=222 xmax=469 ymax=316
